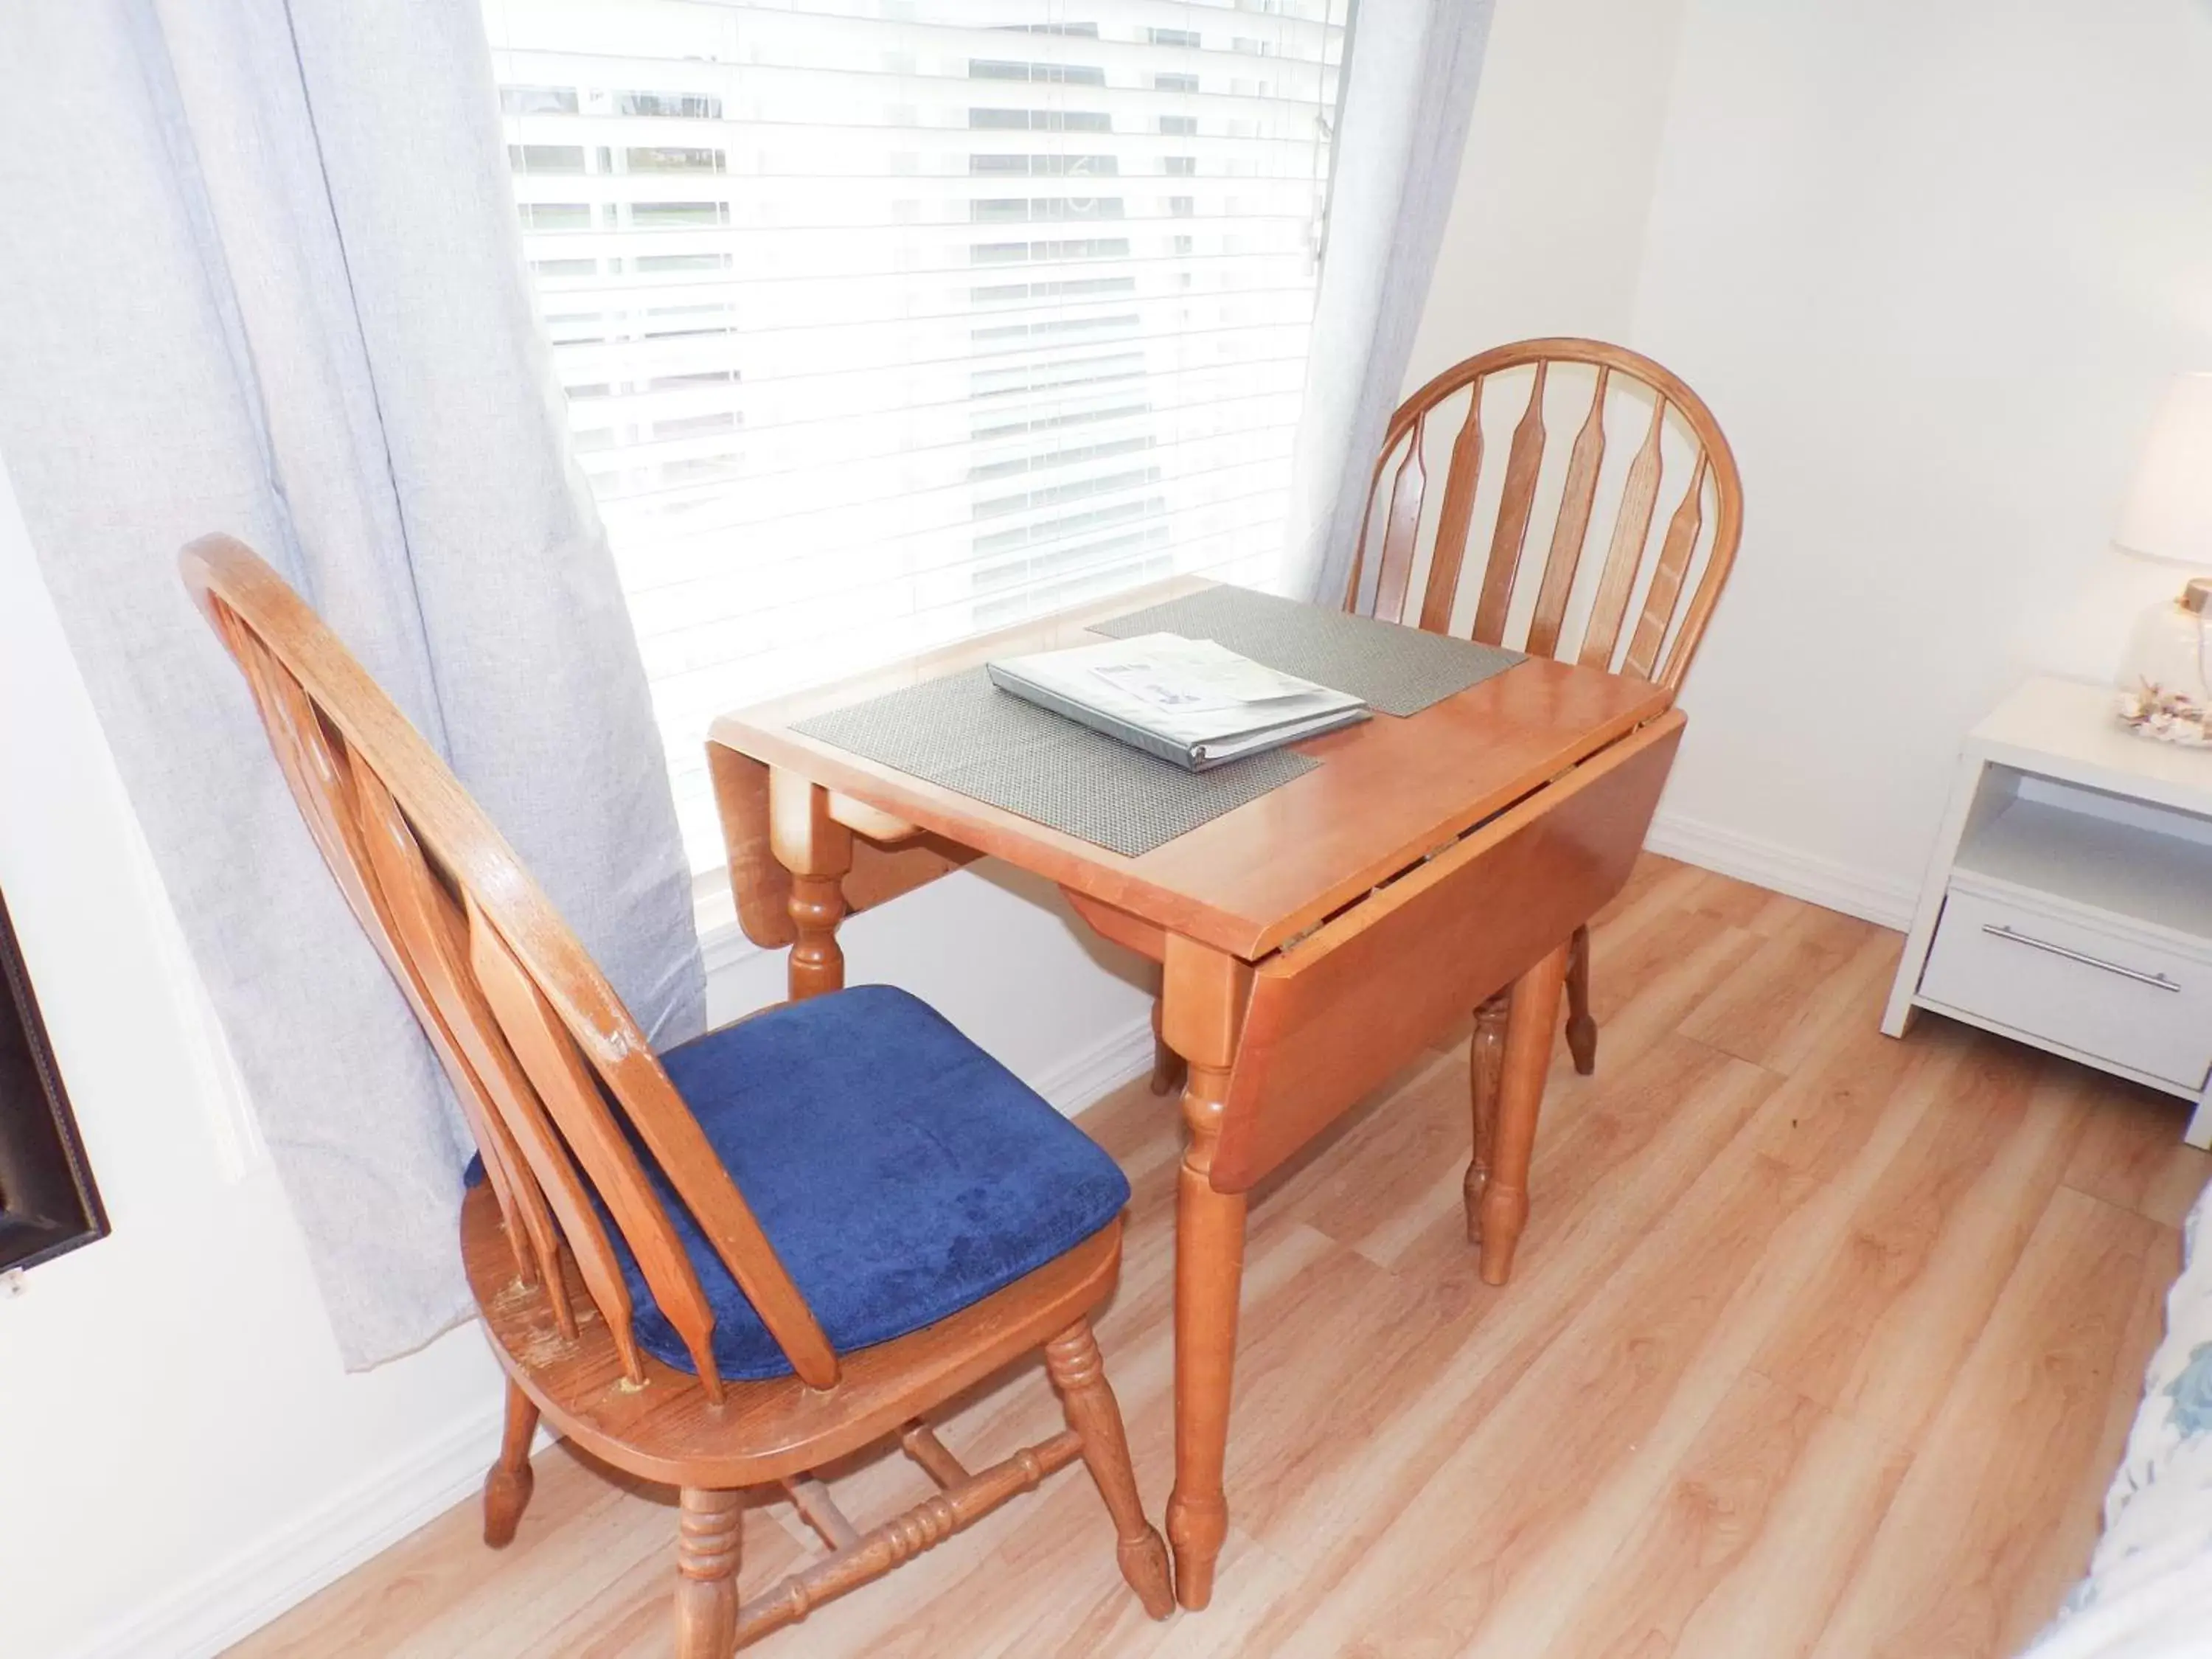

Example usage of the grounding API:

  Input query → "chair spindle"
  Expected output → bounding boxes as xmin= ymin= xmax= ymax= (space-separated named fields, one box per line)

xmin=1418 ymin=383 xmax=1487 ymax=634
xmin=347 ymin=764 xmax=578 ymax=1328
xmin=1526 ymin=366 xmax=1611 ymax=658
xmin=467 ymin=902 xmax=719 ymax=1395
xmin=1578 ymin=393 xmax=1668 ymax=672
xmin=1621 ymin=451 xmax=1710 ymax=684
xmin=1368 ymin=413 xmax=1427 ymax=625
xmin=1471 ymin=360 xmax=1550 ymax=646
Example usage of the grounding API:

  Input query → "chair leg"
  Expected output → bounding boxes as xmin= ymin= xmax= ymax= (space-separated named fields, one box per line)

xmin=482 ymin=1380 xmax=538 ymax=1548
xmin=1480 ymin=943 xmax=1571 ymax=1285
xmin=1564 ymin=923 xmax=1597 ymax=1076
xmin=1464 ymin=990 xmax=1510 ymax=1242
xmin=675 ymin=1487 xmax=745 ymax=1659
xmin=1044 ymin=1320 xmax=1176 ymax=1619
xmin=1149 ymin=995 xmax=1186 ymax=1097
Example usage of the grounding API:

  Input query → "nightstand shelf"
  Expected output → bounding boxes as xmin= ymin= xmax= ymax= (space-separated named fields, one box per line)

xmin=1885 ymin=675 xmax=2212 ymax=1148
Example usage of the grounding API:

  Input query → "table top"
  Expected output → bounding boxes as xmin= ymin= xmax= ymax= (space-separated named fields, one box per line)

xmin=709 ymin=577 xmax=1674 ymax=961
xmin=1972 ymin=675 xmax=2212 ymax=819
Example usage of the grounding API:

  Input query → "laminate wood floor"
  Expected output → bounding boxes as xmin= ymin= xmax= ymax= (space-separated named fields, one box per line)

xmin=232 ymin=858 xmax=2211 ymax=1659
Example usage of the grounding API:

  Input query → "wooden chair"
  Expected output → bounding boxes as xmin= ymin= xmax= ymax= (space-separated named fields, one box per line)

xmin=1354 ymin=338 xmax=1742 ymax=1239
xmin=1150 ymin=338 xmax=1742 ymax=1244
xmin=181 ymin=535 xmax=1174 ymax=1655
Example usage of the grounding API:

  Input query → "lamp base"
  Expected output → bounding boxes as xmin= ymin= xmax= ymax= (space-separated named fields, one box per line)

xmin=2115 ymin=578 xmax=2212 ymax=745
xmin=2116 ymin=683 xmax=2212 ymax=745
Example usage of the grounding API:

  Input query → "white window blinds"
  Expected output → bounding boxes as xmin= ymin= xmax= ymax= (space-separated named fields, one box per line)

xmin=482 ymin=0 xmax=1347 ymax=868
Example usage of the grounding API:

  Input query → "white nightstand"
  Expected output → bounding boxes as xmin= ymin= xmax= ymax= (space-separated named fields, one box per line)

xmin=1885 ymin=675 xmax=2212 ymax=1147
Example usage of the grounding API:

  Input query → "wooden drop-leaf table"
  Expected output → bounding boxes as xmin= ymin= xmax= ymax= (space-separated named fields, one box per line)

xmin=706 ymin=576 xmax=1682 ymax=1610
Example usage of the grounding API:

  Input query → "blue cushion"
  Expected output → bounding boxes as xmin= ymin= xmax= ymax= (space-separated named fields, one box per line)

xmin=468 ymin=984 xmax=1130 ymax=1381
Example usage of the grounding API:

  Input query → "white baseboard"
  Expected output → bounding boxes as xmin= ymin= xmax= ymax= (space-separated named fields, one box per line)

xmin=1027 ymin=1009 xmax=1157 ymax=1117
xmin=1644 ymin=809 xmax=1919 ymax=932
xmin=65 ymin=1397 xmax=507 ymax=1659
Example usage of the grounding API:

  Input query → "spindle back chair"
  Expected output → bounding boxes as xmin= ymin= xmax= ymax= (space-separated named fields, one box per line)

xmin=1351 ymin=338 xmax=1742 ymax=1237
xmin=181 ymin=535 xmax=1172 ymax=1655
xmin=1345 ymin=335 xmax=1742 ymax=690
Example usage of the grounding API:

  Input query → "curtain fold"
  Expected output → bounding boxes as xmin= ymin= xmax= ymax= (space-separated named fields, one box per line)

xmin=1285 ymin=0 xmax=1498 ymax=604
xmin=0 ymin=0 xmax=704 ymax=1366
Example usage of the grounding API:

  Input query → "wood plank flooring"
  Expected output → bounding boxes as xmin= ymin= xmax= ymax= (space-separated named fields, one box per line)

xmin=232 ymin=858 xmax=2210 ymax=1659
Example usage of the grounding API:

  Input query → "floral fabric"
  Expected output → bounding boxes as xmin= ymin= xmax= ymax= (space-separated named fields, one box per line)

xmin=2023 ymin=1183 xmax=2212 ymax=1658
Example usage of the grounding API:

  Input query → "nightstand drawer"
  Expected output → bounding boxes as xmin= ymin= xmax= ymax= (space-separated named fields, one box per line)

xmin=1919 ymin=886 xmax=2212 ymax=1089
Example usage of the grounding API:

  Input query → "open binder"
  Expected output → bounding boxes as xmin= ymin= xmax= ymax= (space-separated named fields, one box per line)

xmin=987 ymin=632 xmax=1369 ymax=771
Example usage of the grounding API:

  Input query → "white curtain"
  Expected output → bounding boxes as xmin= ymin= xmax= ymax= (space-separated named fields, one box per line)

xmin=1286 ymin=0 xmax=1498 ymax=602
xmin=0 ymin=0 xmax=703 ymax=1366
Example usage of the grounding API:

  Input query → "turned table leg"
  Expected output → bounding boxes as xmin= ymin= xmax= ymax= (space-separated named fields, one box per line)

xmin=768 ymin=771 xmax=852 ymax=1001
xmin=1478 ymin=942 xmax=1570 ymax=1287
xmin=1169 ymin=1091 xmax=1245 ymax=1610
xmin=1160 ymin=938 xmax=1251 ymax=1611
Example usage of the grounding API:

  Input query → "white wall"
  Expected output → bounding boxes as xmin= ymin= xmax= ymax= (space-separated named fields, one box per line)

xmin=0 ymin=442 xmax=1150 ymax=1659
xmin=1632 ymin=0 xmax=2212 ymax=919
xmin=1413 ymin=0 xmax=2212 ymax=924
xmin=1404 ymin=0 xmax=1691 ymax=387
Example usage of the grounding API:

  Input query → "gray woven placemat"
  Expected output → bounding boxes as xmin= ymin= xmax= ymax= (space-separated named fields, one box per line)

xmin=1091 ymin=584 xmax=1523 ymax=717
xmin=793 ymin=667 xmax=1317 ymax=858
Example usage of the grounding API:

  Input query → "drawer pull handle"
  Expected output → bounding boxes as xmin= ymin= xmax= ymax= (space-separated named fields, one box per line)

xmin=1980 ymin=924 xmax=2182 ymax=992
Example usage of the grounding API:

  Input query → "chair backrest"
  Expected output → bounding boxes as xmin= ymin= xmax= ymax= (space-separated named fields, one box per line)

xmin=181 ymin=535 xmax=837 ymax=1399
xmin=1344 ymin=337 xmax=1743 ymax=692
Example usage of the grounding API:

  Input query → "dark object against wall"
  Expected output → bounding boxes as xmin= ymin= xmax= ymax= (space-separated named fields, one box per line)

xmin=0 ymin=886 xmax=106 ymax=1272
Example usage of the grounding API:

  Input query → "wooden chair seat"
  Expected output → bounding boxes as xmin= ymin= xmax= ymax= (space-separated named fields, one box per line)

xmin=182 ymin=535 xmax=1175 ymax=1655
xmin=465 ymin=1188 xmax=1122 ymax=1487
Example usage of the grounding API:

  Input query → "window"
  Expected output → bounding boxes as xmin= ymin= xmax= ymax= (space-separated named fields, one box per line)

xmin=971 ymin=154 xmax=1119 ymax=177
xmin=485 ymin=1 xmax=1346 ymax=869
xmin=633 ymin=251 xmax=734 ymax=273
xmin=508 ymin=143 xmax=586 ymax=173
xmin=630 ymin=201 xmax=730 ymax=229
xmin=500 ymin=83 xmax=577 ymax=115
xmin=626 ymin=146 xmax=726 ymax=173
xmin=618 ymin=89 xmax=724 ymax=119
xmin=516 ymin=201 xmax=590 ymax=232
xmin=970 ymin=59 xmax=1109 ymax=86
xmin=970 ymin=108 xmax=1114 ymax=132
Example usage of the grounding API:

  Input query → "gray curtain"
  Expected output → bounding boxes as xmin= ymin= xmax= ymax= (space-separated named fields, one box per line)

xmin=0 ymin=1 xmax=704 ymax=1366
xmin=1287 ymin=0 xmax=1498 ymax=602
